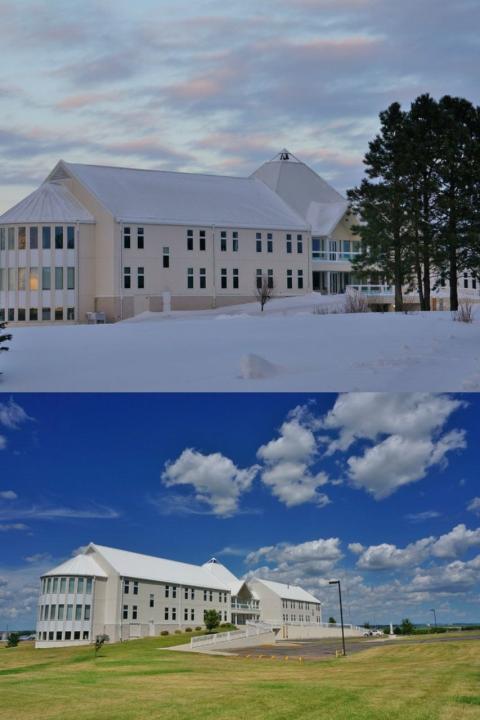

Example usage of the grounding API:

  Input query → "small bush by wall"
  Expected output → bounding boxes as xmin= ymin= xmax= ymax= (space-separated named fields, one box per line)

xmin=160 ymin=630 xmax=169 ymax=636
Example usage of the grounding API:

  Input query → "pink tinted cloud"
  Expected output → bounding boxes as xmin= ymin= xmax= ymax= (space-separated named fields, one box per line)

xmin=57 ymin=92 xmax=118 ymax=110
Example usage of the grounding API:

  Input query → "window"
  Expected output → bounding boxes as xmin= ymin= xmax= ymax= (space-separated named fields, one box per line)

xmin=165 ymin=585 xmax=170 ymax=598
xmin=190 ymin=609 xmax=194 ymax=621
xmin=191 ymin=588 xmax=195 ymax=600
xmin=84 ymin=605 xmax=91 ymax=621
xmin=7 ymin=309 xmax=14 ymax=322
xmin=137 ymin=267 xmax=145 ymax=289
xmin=52 ymin=578 xmax=59 ymax=593
xmin=199 ymin=268 xmax=206 ymax=289
xmin=256 ymin=269 xmax=262 ymax=290
xmin=74 ymin=631 xmax=80 ymax=640
xmin=18 ymin=309 xmax=26 ymax=322
xmin=49 ymin=632 xmax=54 ymax=641
xmin=66 ymin=605 xmax=73 ymax=620
xmin=8 ymin=268 xmax=15 ymax=291
xmin=287 ymin=269 xmax=293 ymax=289
xmin=221 ymin=268 xmax=227 ymax=289
xmin=60 ymin=578 xmax=66 ymax=594
xmin=18 ymin=267 xmax=26 ymax=290
xmin=55 ymin=267 xmax=63 ymax=290
xmin=298 ymin=269 xmax=304 ymax=289
xmin=65 ymin=631 xmax=71 ymax=640
xmin=172 ymin=586 xmax=177 ymax=598
xmin=0 ymin=227 xmax=5 ymax=250
xmin=464 ymin=272 xmax=468 ymax=289
xmin=75 ymin=605 xmax=82 ymax=621
xmin=473 ymin=275 xmax=477 ymax=290
xmin=18 ymin=227 xmax=26 ymax=250
xmin=124 ymin=579 xmax=130 ymax=594
xmin=123 ymin=227 xmax=131 ymax=249
xmin=150 ymin=594 xmax=154 ymax=608
xmin=67 ymin=226 xmax=75 ymax=250
xmin=77 ymin=578 xmax=84 ymax=593
xmin=68 ymin=578 xmax=75 ymax=593
xmin=123 ymin=605 xmax=128 ymax=620
xmin=30 ymin=267 xmax=39 ymax=291
xmin=67 ymin=307 xmax=75 ymax=321
xmin=42 ymin=267 xmax=51 ymax=290
xmin=137 ymin=227 xmax=144 ymax=250
xmin=233 ymin=268 xmax=239 ymax=289
xmin=163 ymin=247 xmax=170 ymax=268
xmin=172 ymin=607 xmax=177 ymax=621
xmin=55 ymin=226 xmax=63 ymax=249
xmin=184 ymin=608 xmax=188 ymax=621
xmin=44 ymin=604 xmax=49 ymax=619
xmin=199 ymin=230 xmax=206 ymax=251
xmin=267 ymin=233 xmax=273 ymax=253
xmin=50 ymin=605 xmax=56 ymax=620
xmin=83 ymin=631 xmax=89 ymax=640
xmin=30 ymin=227 xmax=38 ymax=249
xmin=67 ymin=267 xmax=75 ymax=290
xmin=132 ymin=606 xmax=138 ymax=620
xmin=220 ymin=231 xmax=227 ymax=252
xmin=267 ymin=269 xmax=273 ymax=289
xmin=209 ymin=591 xmax=213 ymax=602
xmin=187 ymin=230 xmax=194 ymax=251
xmin=42 ymin=308 xmax=51 ymax=321
xmin=297 ymin=234 xmax=303 ymax=253
xmin=42 ymin=227 xmax=51 ymax=250
xmin=86 ymin=578 xmax=92 ymax=594
xmin=124 ymin=267 xmax=131 ymax=289
xmin=286 ymin=234 xmax=292 ymax=254
xmin=203 ymin=590 xmax=207 ymax=601
xmin=0 ymin=271 xmax=3 ymax=293
xmin=256 ymin=233 xmax=262 ymax=252
xmin=133 ymin=581 xmax=139 ymax=595
xmin=8 ymin=227 xmax=15 ymax=250
xmin=185 ymin=588 xmax=189 ymax=600
xmin=165 ymin=607 xmax=169 ymax=621
xmin=187 ymin=268 xmax=194 ymax=289
xmin=232 ymin=231 xmax=238 ymax=252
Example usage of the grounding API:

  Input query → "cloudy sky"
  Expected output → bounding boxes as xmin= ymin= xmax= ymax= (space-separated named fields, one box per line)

xmin=1 ymin=0 xmax=479 ymax=213
xmin=1 ymin=392 xmax=480 ymax=629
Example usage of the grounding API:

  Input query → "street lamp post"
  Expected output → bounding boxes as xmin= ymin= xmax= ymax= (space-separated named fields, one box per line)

xmin=430 ymin=608 xmax=437 ymax=628
xmin=329 ymin=579 xmax=346 ymax=657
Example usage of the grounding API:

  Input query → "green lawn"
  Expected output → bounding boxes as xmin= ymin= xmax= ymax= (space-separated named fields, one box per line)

xmin=1 ymin=634 xmax=479 ymax=720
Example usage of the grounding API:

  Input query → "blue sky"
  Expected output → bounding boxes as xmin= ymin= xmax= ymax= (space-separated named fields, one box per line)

xmin=1 ymin=0 xmax=480 ymax=212
xmin=1 ymin=392 xmax=480 ymax=628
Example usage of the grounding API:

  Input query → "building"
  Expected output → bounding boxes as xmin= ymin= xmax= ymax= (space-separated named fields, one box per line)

xmin=35 ymin=543 xmax=322 ymax=648
xmin=0 ymin=150 xmax=361 ymax=325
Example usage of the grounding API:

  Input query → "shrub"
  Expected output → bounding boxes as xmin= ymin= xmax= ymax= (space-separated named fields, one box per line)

xmin=204 ymin=609 xmax=221 ymax=631
xmin=160 ymin=630 xmax=169 ymax=636
xmin=344 ymin=291 xmax=370 ymax=313
xmin=195 ymin=626 xmax=202 ymax=631
xmin=6 ymin=632 xmax=20 ymax=648
xmin=185 ymin=627 xmax=192 ymax=633
xmin=453 ymin=301 xmax=474 ymax=323
xmin=174 ymin=629 xmax=182 ymax=634
xmin=94 ymin=634 xmax=109 ymax=656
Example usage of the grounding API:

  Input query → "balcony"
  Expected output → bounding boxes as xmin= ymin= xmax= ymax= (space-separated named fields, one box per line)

xmin=312 ymin=251 xmax=361 ymax=262
xmin=231 ymin=601 xmax=260 ymax=612
xmin=347 ymin=284 xmax=393 ymax=296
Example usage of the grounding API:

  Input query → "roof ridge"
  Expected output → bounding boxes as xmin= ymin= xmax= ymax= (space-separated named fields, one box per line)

xmin=65 ymin=161 xmax=250 ymax=182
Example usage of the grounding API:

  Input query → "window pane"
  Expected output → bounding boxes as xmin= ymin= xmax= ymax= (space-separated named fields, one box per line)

xmin=42 ymin=227 xmax=51 ymax=249
xmin=60 ymin=578 xmax=66 ymax=593
xmin=8 ymin=227 xmax=15 ymax=249
xmin=42 ymin=267 xmax=51 ymax=290
xmin=67 ymin=267 xmax=75 ymax=290
xmin=18 ymin=227 xmax=26 ymax=249
xmin=75 ymin=604 xmax=82 ymax=620
xmin=29 ymin=267 xmax=39 ymax=291
xmin=55 ymin=267 xmax=63 ymax=290
xmin=55 ymin=227 xmax=63 ymax=249
xmin=68 ymin=578 xmax=75 ymax=593
xmin=77 ymin=578 xmax=84 ymax=593
xmin=42 ymin=307 xmax=51 ymax=321
xmin=18 ymin=267 xmax=26 ymax=290
xmin=86 ymin=578 xmax=92 ymax=594
xmin=67 ymin=226 xmax=75 ymax=249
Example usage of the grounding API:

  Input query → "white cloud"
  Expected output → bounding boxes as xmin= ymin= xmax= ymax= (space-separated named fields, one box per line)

xmin=0 ymin=523 xmax=29 ymax=532
xmin=257 ymin=415 xmax=330 ymax=507
xmin=24 ymin=553 xmax=51 ymax=563
xmin=467 ymin=497 xmax=480 ymax=516
xmin=0 ymin=436 xmax=6 ymax=450
xmin=351 ymin=537 xmax=434 ymax=570
xmin=0 ymin=399 xmax=31 ymax=429
xmin=0 ymin=490 xmax=17 ymax=500
xmin=347 ymin=542 xmax=365 ymax=554
xmin=408 ymin=555 xmax=480 ymax=594
xmin=0 ymin=504 xmax=120 ymax=521
xmin=321 ymin=394 xmax=466 ymax=499
xmin=404 ymin=510 xmax=442 ymax=522
xmin=431 ymin=524 xmax=480 ymax=559
xmin=162 ymin=448 xmax=259 ymax=517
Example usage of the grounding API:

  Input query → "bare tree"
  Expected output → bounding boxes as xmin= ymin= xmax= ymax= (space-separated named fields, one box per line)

xmin=255 ymin=274 xmax=274 ymax=312
xmin=453 ymin=300 xmax=474 ymax=324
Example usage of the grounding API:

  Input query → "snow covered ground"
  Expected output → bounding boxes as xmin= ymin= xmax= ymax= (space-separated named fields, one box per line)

xmin=1 ymin=294 xmax=480 ymax=392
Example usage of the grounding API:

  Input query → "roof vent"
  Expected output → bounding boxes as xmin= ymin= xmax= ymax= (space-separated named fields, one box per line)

xmin=207 ymin=557 xmax=218 ymax=564
xmin=280 ymin=149 xmax=290 ymax=161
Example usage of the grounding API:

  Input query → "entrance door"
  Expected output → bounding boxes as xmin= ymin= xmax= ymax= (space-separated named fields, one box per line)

xmin=148 ymin=620 xmax=155 ymax=637
xmin=312 ymin=271 xmax=321 ymax=292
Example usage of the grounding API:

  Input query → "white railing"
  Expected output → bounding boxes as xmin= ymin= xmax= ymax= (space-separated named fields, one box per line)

xmin=347 ymin=284 xmax=393 ymax=296
xmin=248 ymin=619 xmax=365 ymax=631
xmin=190 ymin=624 xmax=267 ymax=649
xmin=231 ymin=602 xmax=260 ymax=611
xmin=312 ymin=251 xmax=362 ymax=262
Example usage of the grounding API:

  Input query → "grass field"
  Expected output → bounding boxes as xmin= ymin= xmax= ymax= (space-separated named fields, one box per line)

xmin=1 ymin=634 xmax=480 ymax=720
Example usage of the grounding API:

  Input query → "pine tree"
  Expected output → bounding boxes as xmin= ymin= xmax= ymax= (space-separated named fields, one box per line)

xmin=0 ymin=321 xmax=12 ymax=356
xmin=348 ymin=103 xmax=413 ymax=311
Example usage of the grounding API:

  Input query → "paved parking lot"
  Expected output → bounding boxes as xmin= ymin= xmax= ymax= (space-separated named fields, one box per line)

xmin=229 ymin=633 xmax=480 ymax=660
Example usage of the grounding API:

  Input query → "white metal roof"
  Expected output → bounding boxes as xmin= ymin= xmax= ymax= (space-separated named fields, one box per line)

xmin=252 ymin=577 xmax=321 ymax=604
xmin=202 ymin=559 xmax=246 ymax=596
xmin=253 ymin=150 xmax=348 ymax=236
xmin=42 ymin=553 xmax=107 ymax=578
xmin=0 ymin=181 xmax=95 ymax=224
xmin=47 ymin=161 xmax=308 ymax=231
xmin=90 ymin=544 xmax=230 ymax=590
